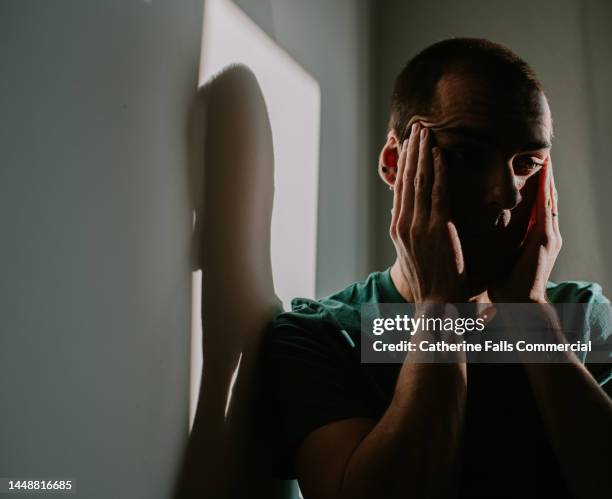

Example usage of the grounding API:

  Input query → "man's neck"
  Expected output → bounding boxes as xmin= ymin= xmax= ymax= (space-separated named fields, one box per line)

xmin=390 ymin=259 xmax=491 ymax=303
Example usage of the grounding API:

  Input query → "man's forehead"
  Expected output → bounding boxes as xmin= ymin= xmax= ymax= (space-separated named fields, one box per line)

xmin=427 ymin=72 xmax=553 ymax=149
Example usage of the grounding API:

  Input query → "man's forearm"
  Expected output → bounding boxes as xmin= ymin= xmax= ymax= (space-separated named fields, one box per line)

xmin=339 ymin=361 xmax=466 ymax=499
xmin=524 ymin=360 xmax=612 ymax=499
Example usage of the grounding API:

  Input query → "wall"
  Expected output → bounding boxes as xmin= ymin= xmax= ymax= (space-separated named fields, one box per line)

xmin=0 ymin=1 xmax=202 ymax=497
xmin=0 ymin=0 xmax=374 ymax=496
xmin=372 ymin=0 xmax=612 ymax=293
xmin=235 ymin=0 xmax=375 ymax=297
xmin=581 ymin=0 xmax=612 ymax=294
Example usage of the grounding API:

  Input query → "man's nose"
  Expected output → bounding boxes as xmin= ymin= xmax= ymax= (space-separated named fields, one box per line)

xmin=484 ymin=161 xmax=522 ymax=210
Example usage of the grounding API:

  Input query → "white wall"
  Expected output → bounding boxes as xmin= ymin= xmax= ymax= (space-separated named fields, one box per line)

xmin=0 ymin=1 xmax=202 ymax=497
xmin=235 ymin=0 xmax=375 ymax=297
xmin=580 ymin=0 xmax=612 ymax=294
xmin=0 ymin=1 xmax=373 ymax=496
xmin=371 ymin=0 xmax=612 ymax=293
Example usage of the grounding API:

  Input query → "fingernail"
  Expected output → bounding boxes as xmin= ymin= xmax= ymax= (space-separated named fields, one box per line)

xmin=411 ymin=123 xmax=418 ymax=135
xmin=432 ymin=147 xmax=440 ymax=158
xmin=420 ymin=127 xmax=427 ymax=139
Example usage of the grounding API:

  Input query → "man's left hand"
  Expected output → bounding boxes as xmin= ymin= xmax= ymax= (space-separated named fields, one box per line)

xmin=489 ymin=156 xmax=562 ymax=303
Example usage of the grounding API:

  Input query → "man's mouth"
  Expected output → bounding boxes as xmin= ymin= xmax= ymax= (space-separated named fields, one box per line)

xmin=461 ymin=210 xmax=512 ymax=238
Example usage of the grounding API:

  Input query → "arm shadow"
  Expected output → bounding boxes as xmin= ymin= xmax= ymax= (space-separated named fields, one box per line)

xmin=174 ymin=64 xmax=292 ymax=499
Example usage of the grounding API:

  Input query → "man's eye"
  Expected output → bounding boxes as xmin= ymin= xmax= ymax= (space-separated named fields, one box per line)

xmin=513 ymin=157 xmax=544 ymax=175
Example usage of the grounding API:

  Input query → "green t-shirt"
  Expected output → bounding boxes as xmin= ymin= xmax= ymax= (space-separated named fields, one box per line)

xmin=261 ymin=268 xmax=611 ymax=496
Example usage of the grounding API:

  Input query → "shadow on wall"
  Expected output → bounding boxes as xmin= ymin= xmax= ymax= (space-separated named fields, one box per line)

xmin=174 ymin=65 xmax=292 ymax=498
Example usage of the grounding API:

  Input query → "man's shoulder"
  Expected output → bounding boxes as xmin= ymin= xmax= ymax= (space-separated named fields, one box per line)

xmin=269 ymin=269 xmax=388 ymax=337
xmin=547 ymin=280 xmax=612 ymax=375
xmin=546 ymin=280 xmax=609 ymax=304
xmin=260 ymin=275 xmax=389 ymax=479
xmin=546 ymin=280 xmax=610 ymax=339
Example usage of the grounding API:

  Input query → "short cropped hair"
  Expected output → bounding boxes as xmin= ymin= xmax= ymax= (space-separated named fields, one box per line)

xmin=388 ymin=38 xmax=544 ymax=141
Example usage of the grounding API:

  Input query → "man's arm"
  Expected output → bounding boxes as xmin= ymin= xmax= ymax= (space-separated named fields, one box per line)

xmin=296 ymin=360 xmax=466 ymax=499
xmin=489 ymin=155 xmax=612 ymax=498
xmin=524 ymin=357 xmax=612 ymax=499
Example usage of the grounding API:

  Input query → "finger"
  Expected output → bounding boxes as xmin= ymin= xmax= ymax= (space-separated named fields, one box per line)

xmin=413 ymin=127 xmax=434 ymax=223
xmin=548 ymin=156 xmax=560 ymax=236
xmin=431 ymin=146 xmax=450 ymax=219
xmin=536 ymin=158 xmax=552 ymax=234
xmin=398 ymin=122 xmax=421 ymax=233
xmin=447 ymin=221 xmax=465 ymax=274
xmin=390 ymin=139 xmax=409 ymax=236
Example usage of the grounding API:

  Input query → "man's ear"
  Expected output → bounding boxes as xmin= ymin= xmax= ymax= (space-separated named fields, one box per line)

xmin=378 ymin=130 xmax=400 ymax=188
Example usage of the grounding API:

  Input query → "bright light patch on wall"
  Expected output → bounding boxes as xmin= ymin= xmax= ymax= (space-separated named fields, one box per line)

xmin=190 ymin=0 xmax=320 ymax=428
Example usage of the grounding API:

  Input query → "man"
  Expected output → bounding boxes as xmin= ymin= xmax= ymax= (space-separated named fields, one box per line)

xmin=261 ymin=38 xmax=612 ymax=499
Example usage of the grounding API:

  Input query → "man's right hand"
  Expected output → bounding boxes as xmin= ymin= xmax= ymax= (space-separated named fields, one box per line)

xmin=389 ymin=122 xmax=468 ymax=303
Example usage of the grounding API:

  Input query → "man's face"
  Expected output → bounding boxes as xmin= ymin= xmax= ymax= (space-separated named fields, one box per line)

xmin=415 ymin=71 xmax=553 ymax=294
